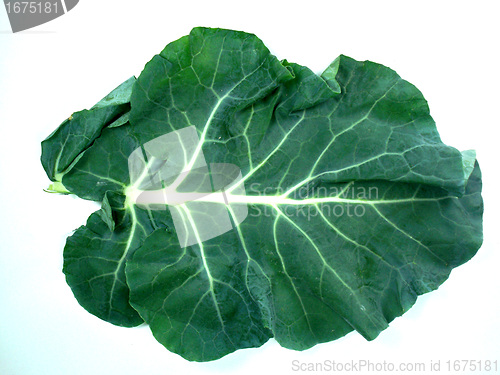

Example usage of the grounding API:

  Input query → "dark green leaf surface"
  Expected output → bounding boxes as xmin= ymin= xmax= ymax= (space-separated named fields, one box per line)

xmin=42 ymin=27 xmax=483 ymax=361
xmin=63 ymin=192 xmax=172 ymax=326
xmin=41 ymin=77 xmax=135 ymax=183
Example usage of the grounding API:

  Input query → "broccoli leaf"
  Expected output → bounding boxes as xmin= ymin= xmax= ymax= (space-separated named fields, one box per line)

xmin=41 ymin=27 xmax=483 ymax=362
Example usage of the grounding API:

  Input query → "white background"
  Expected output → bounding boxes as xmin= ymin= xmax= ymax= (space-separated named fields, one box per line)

xmin=0 ymin=1 xmax=498 ymax=374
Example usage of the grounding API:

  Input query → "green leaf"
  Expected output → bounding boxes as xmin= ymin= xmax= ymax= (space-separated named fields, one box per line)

xmin=63 ymin=192 xmax=171 ymax=327
xmin=42 ymin=27 xmax=483 ymax=361
xmin=41 ymin=76 xmax=135 ymax=182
